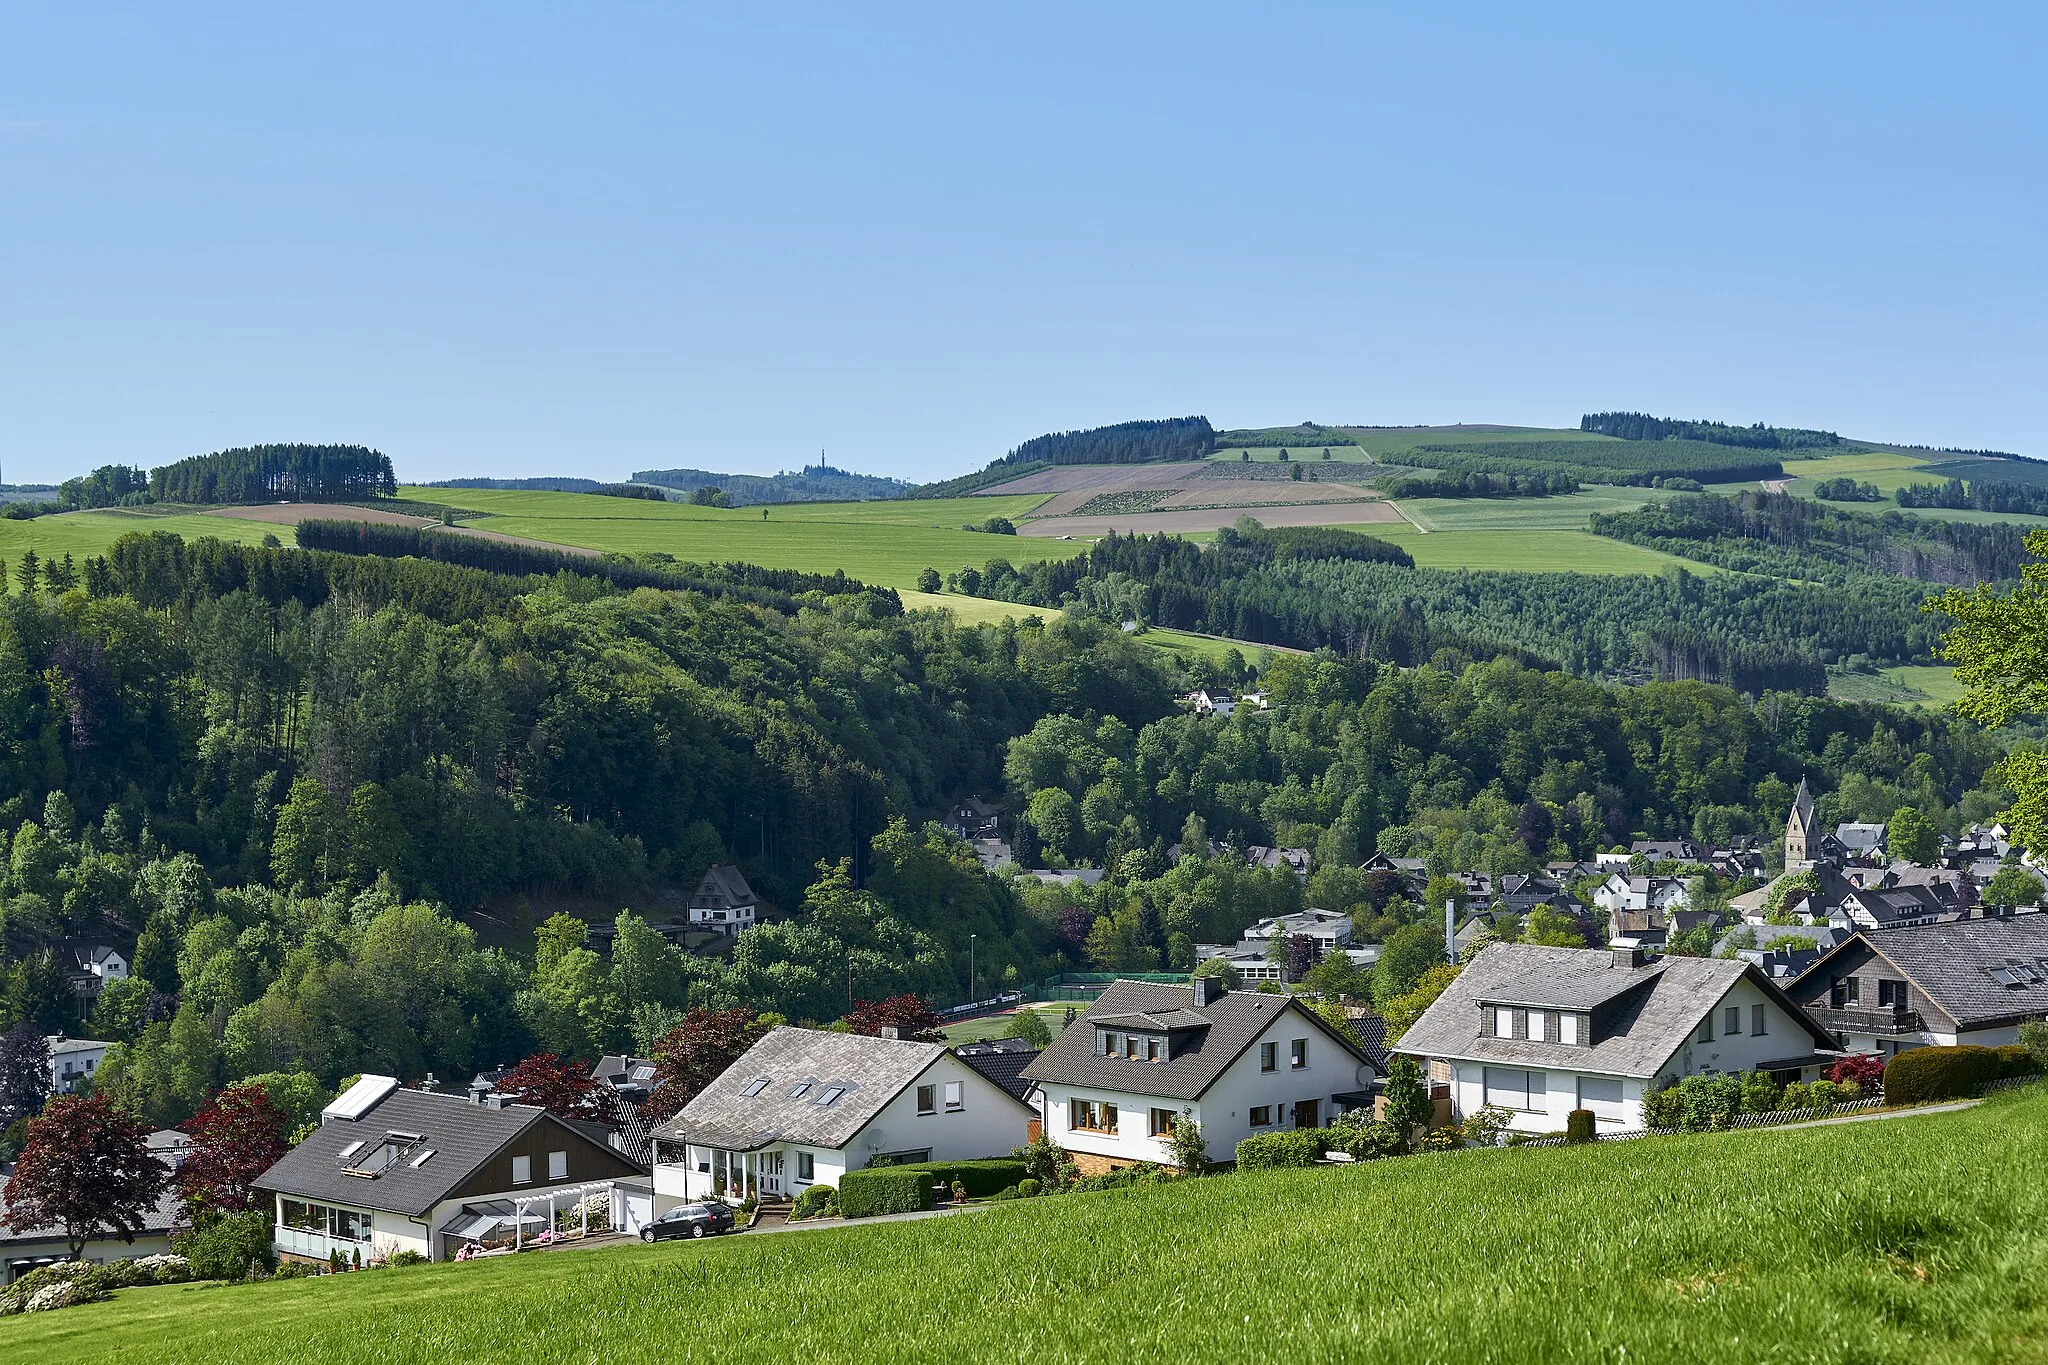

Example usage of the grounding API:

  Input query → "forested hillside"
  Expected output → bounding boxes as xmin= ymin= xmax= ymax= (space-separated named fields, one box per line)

xmin=1399 ymin=438 xmax=1782 ymax=486
xmin=1589 ymin=490 xmax=2035 ymax=586
xmin=997 ymin=417 xmax=1215 ymax=467
xmin=951 ymin=524 xmax=1946 ymax=693
xmin=148 ymin=444 xmax=396 ymax=504
xmin=1579 ymin=411 xmax=1848 ymax=450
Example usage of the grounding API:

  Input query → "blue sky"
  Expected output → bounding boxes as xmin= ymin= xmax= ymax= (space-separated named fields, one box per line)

xmin=3 ymin=4 xmax=2043 ymax=484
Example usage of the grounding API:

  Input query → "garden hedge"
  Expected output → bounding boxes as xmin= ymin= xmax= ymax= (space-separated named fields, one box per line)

xmin=1235 ymin=1129 xmax=1326 ymax=1170
xmin=838 ymin=1167 xmax=934 ymax=1219
xmin=886 ymin=1159 xmax=1030 ymax=1198
xmin=1565 ymin=1109 xmax=1596 ymax=1144
xmin=1883 ymin=1045 xmax=2003 ymax=1105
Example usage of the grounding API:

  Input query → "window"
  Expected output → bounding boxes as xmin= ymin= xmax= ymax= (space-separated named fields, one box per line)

xmin=1248 ymin=1105 xmax=1273 ymax=1128
xmin=788 ymin=1082 xmax=811 ymax=1099
xmin=1577 ymin=1075 xmax=1624 ymax=1118
xmin=943 ymin=1081 xmax=963 ymax=1112
xmin=1845 ymin=976 xmax=1861 ymax=1005
xmin=1070 ymin=1100 xmax=1119 ymax=1133
xmin=1559 ymin=1013 xmax=1580 ymax=1045
xmin=740 ymin=1078 xmax=770 ymax=1098
xmin=818 ymin=1087 xmax=845 ymax=1106
xmin=547 ymin=1150 xmax=567 ymax=1181
xmin=337 ymin=1140 xmax=365 ymax=1161
xmin=1529 ymin=1011 xmax=1548 ymax=1043
xmin=1291 ymin=1100 xmax=1321 ymax=1129
xmin=1099 ymin=1031 xmax=1119 ymax=1057
xmin=1290 ymin=1039 xmax=1307 ymax=1069
xmin=1495 ymin=1007 xmax=1515 ymax=1038
xmin=1145 ymin=1037 xmax=1162 ymax=1063
xmin=1124 ymin=1036 xmax=1140 ymax=1059
xmin=1695 ymin=1016 xmax=1713 ymax=1044
xmin=1877 ymin=980 xmax=1904 ymax=1008
xmin=512 ymin=1155 xmax=532 ymax=1185
xmin=1148 ymin=1107 xmax=1176 ymax=1137
xmin=409 ymin=1148 xmax=436 ymax=1169
xmin=1752 ymin=1003 xmax=1767 ymax=1035
xmin=332 ymin=1208 xmax=372 ymax=1242
xmin=916 ymin=1084 xmax=936 ymax=1115
xmin=1483 ymin=1067 xmax=1537 ymax=1111
xmin=694 ymin=1148 xmax=711 ymax=1174
xmin=1260 ymin=1042 xmax=1277 ymax=1072
xmin=797 ymin=1151 xmax=814 ymax=1181
xmin=1724 ymin=1006 xmax=1742 ymax=1036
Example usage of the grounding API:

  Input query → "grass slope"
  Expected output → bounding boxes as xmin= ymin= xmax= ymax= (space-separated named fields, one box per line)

xmin=1367 ymin=525 xmax=1713 ymax=574
xmin=1829 ymin=664 xmax=1967 ymax=708
xmin=14 ymin=1090 xmax=2048 ymax=1364
xmin=0 ymin=508 xmax=284 ymax=561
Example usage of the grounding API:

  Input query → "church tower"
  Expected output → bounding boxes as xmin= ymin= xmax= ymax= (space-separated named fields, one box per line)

xmin=1785 ymin=778 xmax=1817 ymax=869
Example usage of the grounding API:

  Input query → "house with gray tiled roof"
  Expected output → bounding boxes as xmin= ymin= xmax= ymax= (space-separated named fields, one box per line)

xmin=1785 ymin=917 xmax=2048 ymax=1059
xmin=687 ymin=864 xmax=757 ymax=930
xmin=254 ymin=1075 xmax=646 ymax=1264
xmin=1019 ymin=978 xmax=1378 ymax=1173
xmin=650 ymin=1027 xmax=1032 ymax=1206
xmin=1394 ymin=943 xmax=1837 ymax=1134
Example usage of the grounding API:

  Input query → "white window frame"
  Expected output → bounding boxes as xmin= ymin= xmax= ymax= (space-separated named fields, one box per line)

xmin=942 ymin=1081 xmax=963 ymax=1112
xmin=916 ymin=1084 xmax=936 ymax=1115
xmin=1752 ymin=1002 xmax=1767 ymax=1036
xmin=1559 ymin=1012 xmax=1580 ymax=1045
xmin=547 ymin=1150 xmax=567 ymax=1181
xmin=512 ymin=1154 xmax=532 ymax=1185
xmin=1494 ymin=1007 xmax=1514 ymax=1038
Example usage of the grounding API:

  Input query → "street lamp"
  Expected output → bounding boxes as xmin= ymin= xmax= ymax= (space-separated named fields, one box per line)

xmin=969 ymin=934 xmax=977 ymax=1006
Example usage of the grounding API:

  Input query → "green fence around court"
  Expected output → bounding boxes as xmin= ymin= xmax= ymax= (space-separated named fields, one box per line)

xmin=1030 ymin=971 xmax=1191 ymax=1002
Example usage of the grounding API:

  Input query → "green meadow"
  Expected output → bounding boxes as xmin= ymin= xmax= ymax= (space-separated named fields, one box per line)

xmin=1364 ymin=525 xmax=1713 ymax=575
xmin=0 ymin=508 xmax=284 ymax=563
xmin=1828 ymin=664 xmax=1967 ymax=708
xmin=10 ymin=1088 xmax=2046 ymax=1364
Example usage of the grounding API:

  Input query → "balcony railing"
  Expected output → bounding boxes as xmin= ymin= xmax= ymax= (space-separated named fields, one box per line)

xmin=1808 ymin=1006 xmax=1923 ymax=1035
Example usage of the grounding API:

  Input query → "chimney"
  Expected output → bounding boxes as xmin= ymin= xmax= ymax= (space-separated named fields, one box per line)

xmin=879 ymin=1026 xmax=899 ymax=1041
xmin=1191 ymin=975 xmax=1221 ymax=1008
xmin=1611 ymin=944 xmax=1646 ymax=970
xmin=486 ymin=1093 xmax=507 ymax=1109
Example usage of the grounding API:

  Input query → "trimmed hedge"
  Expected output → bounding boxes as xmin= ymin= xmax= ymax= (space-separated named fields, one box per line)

xmin=1566 ymin=1109 xmax=1596 ymax=1144
xmin=838 ymin=1167 xmax=934 ymax=1219
xmin=1883 ymin=1045 xmax=2003 ymax=1105
xmin=896 ymin=1159 xmax=1030 ymax=1198
xmin=1235 ymin=1129 xmax=1326 ymax=1170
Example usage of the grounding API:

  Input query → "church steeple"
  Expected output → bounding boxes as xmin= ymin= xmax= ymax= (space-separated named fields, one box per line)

xmin=1785 ymin=777 xmax=1817 ymax=868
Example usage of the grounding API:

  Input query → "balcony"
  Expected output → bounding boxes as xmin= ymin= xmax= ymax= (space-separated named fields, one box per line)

xmin=1807 ymin=1006 xmax=1922 ymax=1036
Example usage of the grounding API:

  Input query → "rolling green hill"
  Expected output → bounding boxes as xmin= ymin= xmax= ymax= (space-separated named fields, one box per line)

xmin=9 ymin=1089 xmax=2046 ymax=1364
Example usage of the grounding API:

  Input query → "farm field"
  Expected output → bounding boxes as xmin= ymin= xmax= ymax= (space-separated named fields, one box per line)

xmin=1828 ymin=664 xmax=1966 ymax=708
xmin=1781 ymin=448 xmax=1935 ymax=497
xmin=1205 ymin=444 xmax=1372 ymax=463
xmin=11 ymin=1087 xmax=2047 ymax=1365
xmin=0 ymin=507 xmax=284 ymax=561
xmin=1020 ymin=500 xmax=1403 ymax=540
xmin=897 ymin=590 xmax=1050 ymax=624
xmin=1364 ymin=525 xmax=1715 ymax=575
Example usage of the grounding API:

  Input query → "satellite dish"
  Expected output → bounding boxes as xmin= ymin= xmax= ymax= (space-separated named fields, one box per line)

xmin=1357 ymin=1064 xmax=1376 ymax=1087
xmin=865 ymin=1128 xmax=886 ymax=1151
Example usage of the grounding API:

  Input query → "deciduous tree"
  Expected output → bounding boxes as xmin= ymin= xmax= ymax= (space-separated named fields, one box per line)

xmin=843 ymin=994 xmax=946 ymax=1042
xmin=645 ymin=1008 xmax=772 ymax=1120
xmin=177 ymin=1082 xmax=292 ymax=1220
xmin=493 ymin=1052 xmax=618 ymax=1127
xmin=4 ymin=1094 xmax=166 ymax=1257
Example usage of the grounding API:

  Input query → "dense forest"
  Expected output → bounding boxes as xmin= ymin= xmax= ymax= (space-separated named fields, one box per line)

xmin=1579 ymin=412 xmax=1847 ymax=451
xmin=1403 ymin=439 xmax=1783 ymax=486
xmin=0 ymin=516 xmax=2026 ymax=1127
xmin=1588 ymin=491 xmax=2033 ymax=587
xmin=1896 ymin=478 xmax=2048 ymax=518
xmin=998 ymin=417 xmax=1215 ymax=467
xmin=149 ymin=444 xmax=397 ymax=504
xmin=58 ymin=465 xmax=151 ymax=509
xmin=1375 ymin=469 xmax=1581 ymax=499
xmin=630 ymin=464 xmax=911 ymax=505
xmin=949 ymin=523 xmax=1945 ymax=693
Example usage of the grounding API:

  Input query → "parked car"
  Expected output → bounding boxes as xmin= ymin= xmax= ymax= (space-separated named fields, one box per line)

xmin=642 ymin=1201 xmax=738 ymax=1241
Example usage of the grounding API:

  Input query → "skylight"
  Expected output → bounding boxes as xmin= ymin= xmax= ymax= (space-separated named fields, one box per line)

xmin=740 ymin=1078 xmax=770 ymax=1097
xmin=788 ymin=1082 xmax=811 ymax=1098
xmin=410 ymin=1148 xmax=437 ymax=1168
xmin=337 ymin=1140 xmax=365 ymax=1160
xmin=817 ymin=1086 xmax=845 ymax=1106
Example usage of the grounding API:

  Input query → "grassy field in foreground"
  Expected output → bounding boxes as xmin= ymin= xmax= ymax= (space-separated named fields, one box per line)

xmin=12 ymin=1088 xmax=2048 ymax=1364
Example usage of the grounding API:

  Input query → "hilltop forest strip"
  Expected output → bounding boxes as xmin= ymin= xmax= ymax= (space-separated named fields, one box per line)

xmin=148 ymin=444 xmax=397 ymax=504
xmin=630 ymin=464 xmax=911 ymax=505
xmin=1399 ymin=438 xmax=1784 ymax=486
xmin=1579 ymin=410 xmax=1849 ymax=450
xmin=996 ymin=416 xmax=1216 ymax=467
xmin=1588 ymin=491 xmax=2034 ymax=586
xmin=951 ymin=523 xmax=1951 ymax=693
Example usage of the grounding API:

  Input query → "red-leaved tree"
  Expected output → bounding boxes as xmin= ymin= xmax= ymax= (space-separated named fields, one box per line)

xmin=645 ymin=1008 xmax=772 ymax=1121
xmin=177 ymin=1083 xmax=292 ymax=1222
xmin=842 ymin=994 xmax=946 ymax=1042
xmin=1827 ymin=1054 xmax=1887 ymax=1089
xmin=494 ymin=1053 xmax=618 ymax=1127
xmin=4 ymin=1094 xmax=166 ymax=1257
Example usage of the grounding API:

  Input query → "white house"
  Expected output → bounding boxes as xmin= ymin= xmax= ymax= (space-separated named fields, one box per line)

xmin=1242 ymin=908 xmax=1353 ymax=957
xmin=254 ymin=1076 xmax=648 ymax=1264
xmin=1592 ymin=874 xmax=1690 ymax=916
xmin=1394 ymin=944 xmax=1839 ymax=1135
xmin=1186 ymin=689 xmax=1237 ymax=718
xmin=650 ymin=1027 xmax=1033 ymax=1206
xmin=1019 ymin=977 xmax=1379 ymax=1173
xmin=58 ymin=940 xmax=129 ymax=999
xmin=47 ymin=1036 xmax=112 ymax=1095
xmin=687 ymin=864 xmax=758 ymax=930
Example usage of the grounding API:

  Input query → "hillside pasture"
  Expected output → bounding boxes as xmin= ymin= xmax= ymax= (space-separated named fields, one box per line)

xmin=1780 ymin=448 xmax=1933 ymax=497
xmin=1364 ymin=525 xmax=1713 ymax=575
xmin=12 ymin=1088 xmax=2048 ymax=1365
xmin=1019 ymin=500 xmax=1405 ymax=539
xmin=1205 ymin=444 xmax=1373 ymax=463
xmin=0 ymin=508 xmax=286 ymax=561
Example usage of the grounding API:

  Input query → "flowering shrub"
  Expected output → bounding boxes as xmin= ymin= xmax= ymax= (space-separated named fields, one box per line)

xmin=1827 ymin=1054 xmax=1886 ymax=1089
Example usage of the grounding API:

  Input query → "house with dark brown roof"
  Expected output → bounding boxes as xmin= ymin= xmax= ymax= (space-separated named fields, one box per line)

xmin=1019 ymin=977 xmax=1377 ymax=1173
xmin=687 ymin=864 xmax=757 ymax=930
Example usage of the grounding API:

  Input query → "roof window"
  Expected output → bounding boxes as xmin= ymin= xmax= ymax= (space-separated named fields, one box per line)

xmin=788 ymin=1082 xmax=811 ymax=1099
xmin=817 ymin=1086 xmax=846 ymax=1106
xmin=740 ymin=1078 xmax=770 ymax=1097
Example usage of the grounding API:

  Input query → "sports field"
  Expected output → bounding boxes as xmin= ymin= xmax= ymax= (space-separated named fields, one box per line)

xmin=12 ymin=1085 xmax=2047 ymax=1365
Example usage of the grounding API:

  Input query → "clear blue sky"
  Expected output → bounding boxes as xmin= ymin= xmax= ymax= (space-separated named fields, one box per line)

xmin=4 ymin=4 xmax=2043 ymax=485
